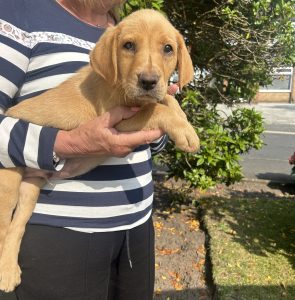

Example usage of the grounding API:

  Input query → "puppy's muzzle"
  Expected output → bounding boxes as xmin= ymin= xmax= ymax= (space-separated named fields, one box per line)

xmin=138 ymin=73 xmax=159 ymax=91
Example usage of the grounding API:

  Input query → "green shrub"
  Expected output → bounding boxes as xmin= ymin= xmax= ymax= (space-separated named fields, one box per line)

xmin=156 ymin=89 xmax=264 ymax=190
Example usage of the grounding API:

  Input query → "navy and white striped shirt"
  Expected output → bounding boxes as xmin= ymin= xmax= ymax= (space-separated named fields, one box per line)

xmin=0 ymin=0 xmax=167 ymax=232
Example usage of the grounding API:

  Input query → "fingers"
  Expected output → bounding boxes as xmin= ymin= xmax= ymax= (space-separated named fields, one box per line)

xmin=54 ymin=106 xmax=165 ymax=159
xmin=167 ymin=83 xmax=179 ymax=95
xmin=104 ymin=106 xmax=141 ymax=127
xmin=100 ymin=106 xmax=165 ymax=156
xmin=109 ymin=129 xmax=164 ymax=157
xmin=116 ymin=129 xmax=164 ymax=148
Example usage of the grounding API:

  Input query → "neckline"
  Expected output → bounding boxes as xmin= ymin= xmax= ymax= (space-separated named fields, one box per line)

xmin=52 ymin=0 xmax=112 ymax=30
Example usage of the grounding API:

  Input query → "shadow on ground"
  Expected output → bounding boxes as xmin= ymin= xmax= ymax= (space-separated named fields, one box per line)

xmin=154 ymin=288 xmax=212 ymax=300
xmin=154 ymin=285 xmax=295 ymax=300
xmin=202 ymin=184 xmax=295 ymax=269
xmin=256 ymin=172 xmax=295 ymax=184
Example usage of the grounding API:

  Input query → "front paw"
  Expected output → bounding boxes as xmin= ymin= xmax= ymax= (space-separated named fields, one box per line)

xmin=0 ymin=261 xmax=21 ymax=292
xmin=170 ymin=121 xmax=199 ymax=153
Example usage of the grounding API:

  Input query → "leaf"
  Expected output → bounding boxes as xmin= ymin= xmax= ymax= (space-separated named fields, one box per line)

xmin=154 ymin=221 xmax=164 ymax=230
xmin=156 ymin=247 xmax=181 ymax=255
xmin=185 ymin=219 xmax=200 ymax=231
xmin=155 ymin=288 xmax=162 ymax=295
xmin=169 ymin=272 xmax=184 ymax=291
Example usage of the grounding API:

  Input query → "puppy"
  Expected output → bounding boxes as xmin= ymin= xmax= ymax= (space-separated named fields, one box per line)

xmin=0 ymin=9 xmax=199 ymax=292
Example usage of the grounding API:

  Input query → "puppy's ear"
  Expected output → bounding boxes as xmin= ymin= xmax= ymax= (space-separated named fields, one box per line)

xmin=90 ymin=26 xmax=118 ymax=85
xmin=176 ymin=33 xmax=194 ymax=89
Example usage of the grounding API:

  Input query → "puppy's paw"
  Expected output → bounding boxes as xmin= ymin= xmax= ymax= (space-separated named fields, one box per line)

xmin=170 ymin=122 xmax=199 ymax=153
xmin=0 ymin=261 xmax=21 ymax=292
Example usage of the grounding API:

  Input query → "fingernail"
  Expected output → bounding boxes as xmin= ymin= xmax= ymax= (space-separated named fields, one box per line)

xmin=130 ymin=106 xmax=141 ymax=112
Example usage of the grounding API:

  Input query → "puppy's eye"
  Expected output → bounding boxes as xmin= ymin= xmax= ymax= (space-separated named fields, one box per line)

xmin=163 ymin=44 xmax=173 ymax=54
xmin=123 ymin=41 xmax=136 ymax=51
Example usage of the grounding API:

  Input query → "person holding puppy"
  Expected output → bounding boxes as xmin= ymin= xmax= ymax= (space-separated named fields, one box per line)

xmin=0 ymin=1 xmax=167 ymax=299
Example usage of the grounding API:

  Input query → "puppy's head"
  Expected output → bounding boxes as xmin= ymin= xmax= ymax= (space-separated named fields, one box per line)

xmin=90 ymin=9 xmax=194 ymax=103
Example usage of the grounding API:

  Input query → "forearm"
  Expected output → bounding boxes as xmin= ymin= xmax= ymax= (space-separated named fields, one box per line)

xmin=0 ymin=115 xmax=59 ymax=170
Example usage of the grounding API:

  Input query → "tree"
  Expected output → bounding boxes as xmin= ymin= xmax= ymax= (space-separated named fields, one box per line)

xmin=122 ymin=0 xmax=295 ymax=189
xmin=163 ymin=0 xmax=295 ymax=105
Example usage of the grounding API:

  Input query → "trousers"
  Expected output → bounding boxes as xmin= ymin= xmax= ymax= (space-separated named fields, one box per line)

xmin=14 ymin=217 xmax=155 ymax=300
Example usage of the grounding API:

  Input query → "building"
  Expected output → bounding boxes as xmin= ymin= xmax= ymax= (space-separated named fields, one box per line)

xmin=255 ymin=67 xmax=294 ymax=103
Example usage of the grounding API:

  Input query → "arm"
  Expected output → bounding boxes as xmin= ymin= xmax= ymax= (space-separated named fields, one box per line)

xmin=0 ymin=4 xmax=60 ymax=170
xmin=0 ymin=114 xmax=59 ymax=170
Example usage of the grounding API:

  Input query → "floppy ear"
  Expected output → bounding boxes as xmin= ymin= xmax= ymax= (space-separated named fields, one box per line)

xmin=176 ymin=32 xmax=194 ymax=89
xmin=90 ymin=26 xmax=118 ymax=85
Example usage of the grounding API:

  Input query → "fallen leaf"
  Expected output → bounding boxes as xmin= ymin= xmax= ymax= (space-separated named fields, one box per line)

xmin=194 ymin=258 xmax=205 ymax=271
xmin=169 ymin=271 xmax=184 ymax=291
xmin=156 ymin=247 xmax=181 ymax=255
xmin=185 ymin=219 xmax=200 ymax=231
xmin=155 ymin=288 xmax=162 ymax=295
xmin=154 ymin=221 xmax=164 ymax=230
xmin=173 ymin=281 xmax=184 ymax=291
xmin=196 ymin=245 xmax=206 ymax=256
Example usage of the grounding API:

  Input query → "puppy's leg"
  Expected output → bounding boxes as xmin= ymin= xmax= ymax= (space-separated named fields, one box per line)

xmin=162 ymin=94 xmax=187 ymax=120
xmin=0 ymin=177 xmax=45 ymax=292
xmin=0 ymin=168 xmax=23 ymax=256
xmin=116 ymin=103 xmax=200 ymax=153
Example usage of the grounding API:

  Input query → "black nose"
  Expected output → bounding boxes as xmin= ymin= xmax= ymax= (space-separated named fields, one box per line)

xmin=138 ymin=73 xmax=159 ymax=91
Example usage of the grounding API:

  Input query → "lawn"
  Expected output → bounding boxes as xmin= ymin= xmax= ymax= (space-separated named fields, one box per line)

xmin=201 ymin=195 xmax=295 ymax=299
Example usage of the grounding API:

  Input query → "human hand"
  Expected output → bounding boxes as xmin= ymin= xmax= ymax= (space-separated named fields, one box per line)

xmin=54 ymin=105 xmax=164 ymax=158
xmin=167 ymin=83 xmax=179 ymax=95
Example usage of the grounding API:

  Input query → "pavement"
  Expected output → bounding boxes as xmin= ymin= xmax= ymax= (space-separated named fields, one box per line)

xmin=218 ymin=102 xmax=295 ymax=127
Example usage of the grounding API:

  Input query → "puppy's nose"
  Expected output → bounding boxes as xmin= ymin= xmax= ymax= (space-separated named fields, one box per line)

xmin=138 ymin=73 xmax=159 ymax=91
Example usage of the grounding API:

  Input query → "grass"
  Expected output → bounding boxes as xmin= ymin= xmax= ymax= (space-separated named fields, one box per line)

xmin=200 ymin=196 xmax=295 ymax=299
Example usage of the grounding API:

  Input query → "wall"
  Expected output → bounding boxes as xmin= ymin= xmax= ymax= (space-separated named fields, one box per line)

xmin=254 ymin=92 xmax=291 ymax=103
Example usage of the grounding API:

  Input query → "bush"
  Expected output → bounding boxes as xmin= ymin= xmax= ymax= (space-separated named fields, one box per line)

xmin=156 ymin=89 xmax=264 ymax=190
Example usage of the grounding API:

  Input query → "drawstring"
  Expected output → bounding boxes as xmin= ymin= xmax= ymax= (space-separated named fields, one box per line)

xmin=126 ymin=230 xmax=133 ymax=269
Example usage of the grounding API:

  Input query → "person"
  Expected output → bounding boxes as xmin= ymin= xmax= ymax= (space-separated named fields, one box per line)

xmin=0 ymin=1 xmax=168 ymax=299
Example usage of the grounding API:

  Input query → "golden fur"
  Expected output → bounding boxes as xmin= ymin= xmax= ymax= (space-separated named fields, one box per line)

xmin=0 ymin=9 xmax=199 ymax=292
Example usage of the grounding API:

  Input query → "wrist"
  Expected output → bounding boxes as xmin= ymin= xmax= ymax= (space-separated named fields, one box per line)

xmin=54 ymin=130 xmax=75 ymax=159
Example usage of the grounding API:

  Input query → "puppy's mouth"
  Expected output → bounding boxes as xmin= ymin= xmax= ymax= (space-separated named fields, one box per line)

xmin=124 ymin=84 xmax=166 ymax=104
xmin=137 ymin=92 xmax=162 ymax=103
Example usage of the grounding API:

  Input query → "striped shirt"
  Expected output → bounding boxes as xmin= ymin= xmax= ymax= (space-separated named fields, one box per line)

xmin=0 ymin=0 xmax=167 ymax=232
